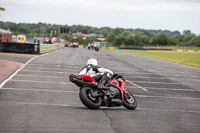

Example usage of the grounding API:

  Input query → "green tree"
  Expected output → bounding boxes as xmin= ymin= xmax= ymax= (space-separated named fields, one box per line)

xmin=183 ymin=30 xmax=191 ymax=35
xmin=152 ymin=34 xmax=169 ymax=46
xmin=17 ymin=27 xmax=31 ymax=34
xmin=191 ymin=36 xmax=200 ymax=47
xmin=125 ymin=35 xmax=135 ymax=48
xmin=114 ymin=34 xmax=125 ymax=46
xmin=182 ymin=33 xmax=196 ymax=44
xmin=106 ymin=33 xmax=116 ymax=45
xmin=134 ymin=35 xmax=143 ymax=46
xmin=168 ymin=36 xmax=179 ymax=45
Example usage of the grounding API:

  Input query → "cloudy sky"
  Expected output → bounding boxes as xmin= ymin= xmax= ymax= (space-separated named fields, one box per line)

xmin=0 ymin=0 xmax=200 ymax=34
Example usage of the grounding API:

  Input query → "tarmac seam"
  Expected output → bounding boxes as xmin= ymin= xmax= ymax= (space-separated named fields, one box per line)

xmin=103 ymin=110 xmax=116 ymax=133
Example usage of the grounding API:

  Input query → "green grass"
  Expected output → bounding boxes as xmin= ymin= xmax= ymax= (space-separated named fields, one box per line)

xmin=115 ymin=50 xmax=200 ymax=68
xmin=149 ymin=46 xmax=200 ymax=50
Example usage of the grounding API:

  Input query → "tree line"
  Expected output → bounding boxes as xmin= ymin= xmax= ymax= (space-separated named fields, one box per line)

xmin=0 ymin=21 xmax=199 ymax=47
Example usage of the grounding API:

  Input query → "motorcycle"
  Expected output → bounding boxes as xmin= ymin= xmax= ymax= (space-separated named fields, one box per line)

xmin=69 ymin=73 xmax=137 ymax=110
xmin=94 ymin=47 xmax=99 ymax=52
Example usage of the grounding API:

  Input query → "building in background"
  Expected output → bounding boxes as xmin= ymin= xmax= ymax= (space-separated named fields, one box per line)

xmin=0 ymin=28 xmax=12 ymax=42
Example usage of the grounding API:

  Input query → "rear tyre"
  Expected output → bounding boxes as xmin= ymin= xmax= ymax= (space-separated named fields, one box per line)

xmin=123 ymin=90 xmax=137 ymax=110
xmin=79 ymin=87 xmax=102 ymax=109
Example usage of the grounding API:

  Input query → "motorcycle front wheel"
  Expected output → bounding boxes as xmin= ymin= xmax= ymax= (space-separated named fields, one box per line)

xmin=123 ymin=90 xmax=137 ymax=110
xmin=79 ymin=87 xmax=102 ymax=109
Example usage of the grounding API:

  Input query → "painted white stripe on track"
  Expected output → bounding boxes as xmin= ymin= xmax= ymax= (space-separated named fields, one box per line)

xmin=130 ymin=80 xmax=179 ymax=84
xmin=0 ymin=54 xmax=43 ymax=88
xmin=27 ymin=64 xmax=80 ymax=67
xmin=0 ymin=101 xmax=200 ymax=114
xmin=2 ymin=87 xmax=199 ymax=100
xmin=126 ymin=85 xmax=200 ymax=92
xmin=0 ymin=101 xmax=82 ymax=107
xmin=143 ymin=87 xmax=200 ymax=92
xmin=32 ymin=61 xmax=77 ymax=64
xmin=125 ymin=76 xmax=175 ymax=80
xmin=191 ymin=76 xmax=200 ymax=78
xmin=10 ymin=79 xmax=73 ymax=84
xmin=0 ymin=51 xmax=75 ymax=89
xmin=21 ymin=70 xmax=79 ymax=73
xmin=137 ymin=108 xmax=200 ymax=114
xmin=135 ymin=95 xmax=200 ymax=100
xmin=1 ymin=88 xmax=78 ymax=93
xmin=16 ymin=74 xmax=67 ymax=79
xmin=24 ymin=66 xmax=79 ymax=70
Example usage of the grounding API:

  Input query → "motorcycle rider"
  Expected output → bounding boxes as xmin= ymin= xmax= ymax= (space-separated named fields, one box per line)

xmin=79 ymin=58 xmax=114 ymax=90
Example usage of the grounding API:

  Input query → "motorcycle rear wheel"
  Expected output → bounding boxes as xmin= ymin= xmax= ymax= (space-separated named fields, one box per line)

xmin=79 ymin=87 xmax=102 ymax=109
xmin=123 ymin=90 xmax=137 ymax=110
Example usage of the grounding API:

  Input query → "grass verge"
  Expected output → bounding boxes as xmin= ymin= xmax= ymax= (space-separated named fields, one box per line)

xmin=115 ymin=50 xmax=200 ymax=68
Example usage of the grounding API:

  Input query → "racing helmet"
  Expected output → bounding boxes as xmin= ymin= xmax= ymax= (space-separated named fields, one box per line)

xmin=87 ymin=58 xmax=98 ymax=66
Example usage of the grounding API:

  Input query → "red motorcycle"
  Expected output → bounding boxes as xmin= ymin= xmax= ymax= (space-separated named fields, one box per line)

xmin=69 ymin=73 xmax=137 ymax=110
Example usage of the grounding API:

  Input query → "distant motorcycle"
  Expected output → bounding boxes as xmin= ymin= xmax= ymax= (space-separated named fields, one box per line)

xmin=94 ymin=47 xmax=99 ymax=52
xmin=69 ymin=73 xmax=137 ymax=110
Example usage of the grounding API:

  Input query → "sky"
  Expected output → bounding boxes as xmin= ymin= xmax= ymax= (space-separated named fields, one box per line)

xmin=0 ymin=0 xmax=200 ymax=35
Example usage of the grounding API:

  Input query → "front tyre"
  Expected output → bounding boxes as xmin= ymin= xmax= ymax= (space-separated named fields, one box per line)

xmin=79 ymin=87 xmax=102 ymax=109
xmin=123 ymin=90 xmax=137 ymax=110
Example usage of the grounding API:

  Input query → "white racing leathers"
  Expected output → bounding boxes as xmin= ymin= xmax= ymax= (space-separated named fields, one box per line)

xmin=79 ymin=64 xmax=114 ymax=81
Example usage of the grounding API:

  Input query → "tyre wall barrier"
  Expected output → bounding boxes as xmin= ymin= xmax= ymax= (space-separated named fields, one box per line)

xmin=0 ymin=42 xmax=65 ymax=54
xmin=0 ymin=42 xmax=39 ymax=54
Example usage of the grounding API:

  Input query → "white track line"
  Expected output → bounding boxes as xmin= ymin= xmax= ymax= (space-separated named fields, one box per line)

xmin=21 ymin=70 xmax=79 ymax=73
xmin=1 ymin=88 xmax=78 ymax=93
xmin=15 ymin=74 xmax=67 ymax=79
xmin=135 ymin=95 xmax=200 ymax=100
xmin=0 ymin=55 xmax=41 ymax=88
xmin=0 ymin=51 xmax=62 ymax=88
xmin=125 ymin=85 xmax=200 ymax=92
xmin=129 ymin=80 xmax=179 ymax=84
xmin=143 ymin=87 xmax=200 ymax=92
xmin=124 ymin=76 xmax=175 ymax=80
xmin=137 ymin=108 xmax=200 ymax=114
xmin=24 ymin=66 xmax=79 ymax=70
xmin=1 ymin=87 xmax=199 ymax=100
xmin=10 ymin=79 xmax=73 ymax=84
xmin=0 ymin=101 xmax=200 ymax=114
xmin=0 ymin=101 xmax=82 ymax=107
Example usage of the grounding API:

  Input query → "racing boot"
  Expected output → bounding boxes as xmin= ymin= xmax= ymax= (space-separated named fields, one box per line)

xmin=98 ymin=75 xmax=110 ymax=90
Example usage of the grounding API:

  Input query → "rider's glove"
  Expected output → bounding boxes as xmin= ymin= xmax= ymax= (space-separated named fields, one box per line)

xmin=113 ymin=72 xmax=119 ymax=78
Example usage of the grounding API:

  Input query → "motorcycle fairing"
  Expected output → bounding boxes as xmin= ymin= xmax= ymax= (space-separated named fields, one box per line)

xmin=110 ymin=79 xmax=125 ymax=102
xmin=70 ymin=74 xmax=95 ymax=82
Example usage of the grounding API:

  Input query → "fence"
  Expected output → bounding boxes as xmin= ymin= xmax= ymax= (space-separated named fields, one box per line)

xmin=40 ymin=44 xmax=65 ymax=54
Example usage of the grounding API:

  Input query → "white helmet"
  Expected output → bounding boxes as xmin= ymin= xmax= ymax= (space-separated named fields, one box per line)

xmin=87 ymin=58 xmax=98 ymax=66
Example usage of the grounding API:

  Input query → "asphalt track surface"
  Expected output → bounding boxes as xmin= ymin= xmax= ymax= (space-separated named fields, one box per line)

xmin=0 ymin=48 xmax=200 ymax=133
